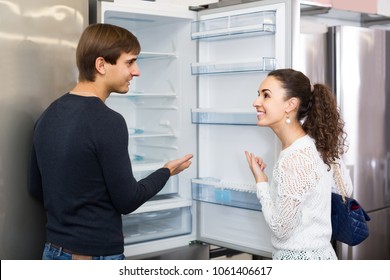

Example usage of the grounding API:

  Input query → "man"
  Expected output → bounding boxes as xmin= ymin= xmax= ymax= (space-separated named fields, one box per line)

xmin=29 ymin=23 xmax=193 ymax=260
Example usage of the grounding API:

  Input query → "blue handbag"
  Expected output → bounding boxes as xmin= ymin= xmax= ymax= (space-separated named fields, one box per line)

xmin=331 ymin=164 xmax=371 ymax=246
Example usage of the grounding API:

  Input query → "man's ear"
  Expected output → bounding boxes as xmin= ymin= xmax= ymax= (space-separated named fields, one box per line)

xmin=285 ymin=97 xmax=299 ymax=113
xmin=95 ymin=57 xmax=106 ymax=75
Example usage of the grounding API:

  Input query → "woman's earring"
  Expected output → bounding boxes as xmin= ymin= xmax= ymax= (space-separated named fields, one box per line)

xmin=285 ymin=114 xmax=291 ymax=125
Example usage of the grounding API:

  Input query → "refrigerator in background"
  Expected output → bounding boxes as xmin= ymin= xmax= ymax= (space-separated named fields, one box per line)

xmin=99 ymin=0 xmax=297 ymax=259
xmin=329 ymin=25 xmax=390 ymax=260
xmin=0 ymin=0 xmax=89 ymax=259
xmin=299 ymin=23 xmax=390 ymax=259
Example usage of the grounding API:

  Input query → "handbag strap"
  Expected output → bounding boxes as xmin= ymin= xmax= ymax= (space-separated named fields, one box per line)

xmin=332 ymin=163 xmax=347 ymax=205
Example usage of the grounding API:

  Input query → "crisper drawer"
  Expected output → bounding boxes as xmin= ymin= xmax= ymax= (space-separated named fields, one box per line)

xmin=122 ymin=206 xmax=191 ymax=245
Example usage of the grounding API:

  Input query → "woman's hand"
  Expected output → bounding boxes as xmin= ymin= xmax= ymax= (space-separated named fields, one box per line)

xmin=244 ymin=151 xmax=268 ymax=183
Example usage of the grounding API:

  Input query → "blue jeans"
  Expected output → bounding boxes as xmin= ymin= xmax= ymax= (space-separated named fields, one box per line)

xmin=42 ymin=243 xmax=125 ymax=260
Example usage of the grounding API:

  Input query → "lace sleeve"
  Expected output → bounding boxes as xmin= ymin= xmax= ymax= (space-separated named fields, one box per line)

xmin=257 ymin=147 xmax=321 ymax=240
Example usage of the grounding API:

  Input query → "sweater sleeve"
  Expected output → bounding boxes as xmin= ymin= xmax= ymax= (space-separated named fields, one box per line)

xmin=96 ymin=111 xmax=170 ymax=214
xmin=256 ymin=149 xmax=320 ymax=240
xmin=28 ymin=144 xmax=44 ymax=202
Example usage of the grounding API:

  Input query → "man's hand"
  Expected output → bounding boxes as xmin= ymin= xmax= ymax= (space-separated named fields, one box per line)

xmin=164 ymin=154 xmax=193 ymax=176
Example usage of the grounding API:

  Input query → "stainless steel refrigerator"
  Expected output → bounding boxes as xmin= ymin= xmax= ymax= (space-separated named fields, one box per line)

xmin=0 ymin=0 xmax=89 ymax=259
xmin=299 ymin=24 xmax=390 ymax=260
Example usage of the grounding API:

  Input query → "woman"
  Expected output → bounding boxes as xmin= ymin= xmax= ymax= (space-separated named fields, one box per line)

xmin=245 ymin=68 xmax=353 ymax=260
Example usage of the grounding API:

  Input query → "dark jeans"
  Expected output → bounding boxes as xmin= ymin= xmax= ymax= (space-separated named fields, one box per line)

xmin=42 ymin=243 xmax=125 ymax=260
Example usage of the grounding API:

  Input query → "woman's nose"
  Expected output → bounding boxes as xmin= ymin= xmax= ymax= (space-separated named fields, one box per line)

xmin=253 ymin=96 xmax=262 ymax=107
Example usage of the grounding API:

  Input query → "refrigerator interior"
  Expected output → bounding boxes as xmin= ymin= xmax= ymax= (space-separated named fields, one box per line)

xmin=101 ymin=1 xmax=198 ymax=257
xmin=101 ymin=0 xmax=293 ymax=258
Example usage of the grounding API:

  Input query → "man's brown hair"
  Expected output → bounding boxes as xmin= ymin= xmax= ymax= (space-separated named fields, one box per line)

xmin=76 ymin=23 xmax=141 ymax=82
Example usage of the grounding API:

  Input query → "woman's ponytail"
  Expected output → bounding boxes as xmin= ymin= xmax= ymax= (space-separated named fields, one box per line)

xmin=302 ymin=84 xmax=347 ymax=168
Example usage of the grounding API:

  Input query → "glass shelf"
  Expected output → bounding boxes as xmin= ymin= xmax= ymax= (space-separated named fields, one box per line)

xmin=191 ymin=57 xmax=276 ymax=75
xmin=129 ymin=129 xmax=176 ymax=139
xmin=110 ymin=92 xmax=177 ymax=98
xmin=191 ymin=178 xmax=261 ymax=211
xmin=138 ymin=51 xmax=177 ymax=60
xmin=191 ymin=11 xmax=276 ymax=40
xmin=131 ymin=162 xmax=166 ymax=173
xmin=191 ymin=108 xmax=257 ymax=125
xmin=130 ymin=155 xmax=166 ymax=166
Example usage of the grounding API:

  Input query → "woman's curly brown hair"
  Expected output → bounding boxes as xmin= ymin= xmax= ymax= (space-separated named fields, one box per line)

xmin=268 ymin=69 xmax=348 ymax=169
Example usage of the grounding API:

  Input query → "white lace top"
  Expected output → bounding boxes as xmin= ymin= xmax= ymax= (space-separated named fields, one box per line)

xmin=256 ymin=135 xmax=353 ymax=260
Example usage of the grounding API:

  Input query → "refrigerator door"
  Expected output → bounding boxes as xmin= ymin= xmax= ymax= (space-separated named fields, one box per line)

xmin=335 ymin=26 xmax=390 ymax=212
xmin=0 ymin=0 xmax=88 ymax=259
xmin=192 ymin=0 xmax=294 ymax=257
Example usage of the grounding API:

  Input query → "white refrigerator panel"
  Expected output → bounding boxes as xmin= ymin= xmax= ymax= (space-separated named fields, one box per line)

xmin=100 ymin=0 xmax=294 ymax=258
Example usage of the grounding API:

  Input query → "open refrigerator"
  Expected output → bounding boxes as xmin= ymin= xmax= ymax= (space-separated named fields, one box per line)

xmin=98 ymin=0 xmax=295 ymax=259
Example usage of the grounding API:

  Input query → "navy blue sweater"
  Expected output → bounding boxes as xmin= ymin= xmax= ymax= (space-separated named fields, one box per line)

xmin=29 ymin=93 xmax=170 ymax=256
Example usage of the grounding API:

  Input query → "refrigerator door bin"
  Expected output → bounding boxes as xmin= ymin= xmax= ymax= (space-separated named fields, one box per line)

xmin=192 ymin=178 xmax=260 ymax=211
xmin=191 ymin=57 xmax=276 ymax=75
xmin=122 ymin=205 xmax=192 ymax=245
xmin=191 ymin=10 xmax=276 ymax=40
xmin=191 ymin=108 xmax=257 ymax=125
